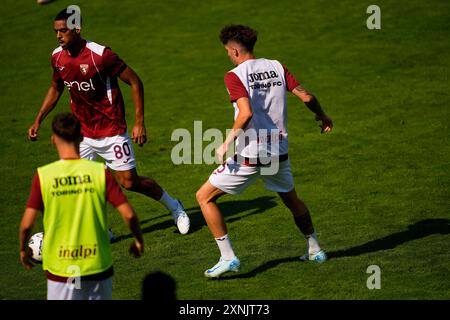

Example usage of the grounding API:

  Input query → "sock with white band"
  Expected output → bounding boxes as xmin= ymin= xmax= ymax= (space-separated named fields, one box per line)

xmin=215 ymin=234 xmax=236 ymax=260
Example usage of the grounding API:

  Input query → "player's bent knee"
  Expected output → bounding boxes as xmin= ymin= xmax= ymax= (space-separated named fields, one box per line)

xmin=196 ymin=189 xmax=206 ymax=205
xmin=119 ymin=177 xmax=138 ymax=191
xmin=121 ymin=181 xmax=134 ymax=191
xmin=196 ymin=189 xmax=215 ymax=206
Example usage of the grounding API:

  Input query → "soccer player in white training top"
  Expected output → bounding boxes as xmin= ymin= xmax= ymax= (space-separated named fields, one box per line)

xmin=27 ymin=7 xmax=189 ymax=236
xmin=196 ymin=25 xmax=333 ymax=278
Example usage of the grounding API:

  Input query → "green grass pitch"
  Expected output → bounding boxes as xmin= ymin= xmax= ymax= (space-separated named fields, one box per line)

xmin=0 ymin=0 xmax=449 ymax=299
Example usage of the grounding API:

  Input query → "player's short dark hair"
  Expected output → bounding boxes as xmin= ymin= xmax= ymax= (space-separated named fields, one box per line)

xmin=52 ymin=113 xmax=82 ymax=143
xmin=219 ymin=25 xmax=258 ymax=52
xmin=54 ymin=7 xmax=82 ymax=28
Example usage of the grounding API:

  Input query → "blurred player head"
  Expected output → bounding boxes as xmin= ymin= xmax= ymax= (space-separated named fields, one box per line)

xmin=54 ymin=7 xmax=82 ymax=50
xmin=51 ymin=112 xmax=82 ymax=146
xmin=142 ymin=271 xmax=177 ymax=317
xmin=220 ymin=25 xmax=257 ymax=66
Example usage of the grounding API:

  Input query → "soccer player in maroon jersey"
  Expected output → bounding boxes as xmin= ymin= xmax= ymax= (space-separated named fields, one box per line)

xmin=27 ymin=8 xmax=189 ymax=236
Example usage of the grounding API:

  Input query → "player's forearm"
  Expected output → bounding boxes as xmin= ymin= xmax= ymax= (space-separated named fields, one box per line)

xmin=127 ymin=215 xmax=144 ymax=243
xmin=19 ymin=209 xmax=38 ymax=252
xmin=119 ymin=67 xmax=145 ymax=125
xmin=19 ymin=227 xmax=32 ymax=252
xmin=131 ymin=79 xmax=145 ymax=125
xmin=225 ymin=112 xmax=253 ymax=145
xmin=118 ymin=203 xmax=143 ymax=242
xmin=292 ymin=85 xmax=327 ymax=117
xmin=224 ymin=97 xmax=253 ymax=145
xmin=304 ymin=95 xmax=326 ymax=117
xmin=34 ymin=86 xmax=63 ymax=124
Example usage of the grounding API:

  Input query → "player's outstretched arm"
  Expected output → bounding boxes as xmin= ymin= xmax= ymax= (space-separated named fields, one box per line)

xmin=19 ymin=208 xmax=40 ymax=269
xmin=292 ymin=85 xmax=333 ymax=133
xmin=116 ymin=203 xmax=144 ymax=258
xmin=118 ymin=67 xmax=147 ymax=147
xmin=28 ymin=80 xmax=64 ymax=141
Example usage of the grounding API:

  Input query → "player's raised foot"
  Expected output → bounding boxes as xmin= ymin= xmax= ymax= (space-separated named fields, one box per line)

xmin=171 ymin=200 xmax=190 ymax=235
xmin=299 ymin=250 xmax=327 ymax=263
xmin=204 ymin=256 xmax=240 ymax=278
xmin=108 ymin=228 xmax=116 ymax=243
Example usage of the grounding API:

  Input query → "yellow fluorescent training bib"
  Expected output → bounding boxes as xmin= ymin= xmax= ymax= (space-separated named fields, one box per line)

xmin=38 ymin=159 xmax=112 ymax=277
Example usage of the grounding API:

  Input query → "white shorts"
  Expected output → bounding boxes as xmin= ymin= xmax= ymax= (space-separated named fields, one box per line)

xmin=209 ymin=157 xmax=295 ymax=195
xmin=47 ymin=277 xmax=113 ymax=300
xmin=80 ymin=133 xmax=136 ymax=171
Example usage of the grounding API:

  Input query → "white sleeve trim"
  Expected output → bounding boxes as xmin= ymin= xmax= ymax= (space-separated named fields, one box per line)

xmin=86 ymin=41 xmax=105 ymax=56
xmin=52 ymin=46 xmax=63 ymax=55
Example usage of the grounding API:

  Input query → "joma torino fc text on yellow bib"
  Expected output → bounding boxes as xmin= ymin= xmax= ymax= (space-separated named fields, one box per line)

xmin=37 ymin=159 xmax=112 ymax=277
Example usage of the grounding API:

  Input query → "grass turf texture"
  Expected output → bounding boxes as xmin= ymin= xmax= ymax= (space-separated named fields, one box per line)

xmin=0 ymin=0 xmax=449 ymax=299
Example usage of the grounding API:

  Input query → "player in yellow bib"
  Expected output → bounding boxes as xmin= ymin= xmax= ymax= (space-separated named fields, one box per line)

xmin=19 ymin=113 xmax=144 ymax=300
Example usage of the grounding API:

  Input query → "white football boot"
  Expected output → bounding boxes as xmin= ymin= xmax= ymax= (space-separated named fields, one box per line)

xmin=204 ymin=256 xmax=241 ymax=278
xmin=171 ymin=200 xmax=190 ymax=235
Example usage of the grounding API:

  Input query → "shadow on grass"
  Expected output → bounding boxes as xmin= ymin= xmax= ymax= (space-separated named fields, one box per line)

xmin=139 ymin=213 xmax=169 ymax=225
xmin=221 ymin=218 xmax=450 ymax=280
xmin=112 ymin=195 xmax=278 ymax=243
xmin=327 ymin=218 xmax=450 ymax=259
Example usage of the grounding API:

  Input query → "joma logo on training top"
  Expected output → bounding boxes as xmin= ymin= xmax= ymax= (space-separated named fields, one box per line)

xmin=52 ymin=175 xmax=92 ymax=188
xmin=64 ymin=79 xmax=96 ymax=91
xmin=248 ymin=70 xmax=279 ymax=83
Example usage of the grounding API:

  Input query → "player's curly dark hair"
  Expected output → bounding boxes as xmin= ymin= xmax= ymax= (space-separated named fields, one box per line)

xmin=219 ymin=25 xmax=258 ymax=52
xmin=52 ymin=113 xmax=82 ymax=143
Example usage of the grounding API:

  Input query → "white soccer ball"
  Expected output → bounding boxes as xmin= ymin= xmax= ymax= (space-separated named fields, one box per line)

xmin=28 ymin=232 xmax=44 ymax=263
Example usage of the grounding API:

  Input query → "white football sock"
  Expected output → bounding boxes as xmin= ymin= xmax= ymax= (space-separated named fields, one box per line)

xmin=159 ymin=190 xmax=179 ymax=212
xmin=306 ymin=232 xmax=321 ymax=255
xmin=215 ymin=234 xmax=236 ymax=260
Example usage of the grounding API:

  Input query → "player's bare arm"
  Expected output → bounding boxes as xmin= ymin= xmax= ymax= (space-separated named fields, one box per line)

xmin=116 ymin=203 xmax=144 ymax=258
xmin=118 ymin=67 xmax=147 ymax=146
xmin=19 ymin=208 xmax=40 ymax=269
xmin=292 ymin=84 xmax=333 ymax=133
xmin=217 ymin=97 xmax=253 ymax=162
xmin=28 ymin=79 xmax=64 ymax=141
